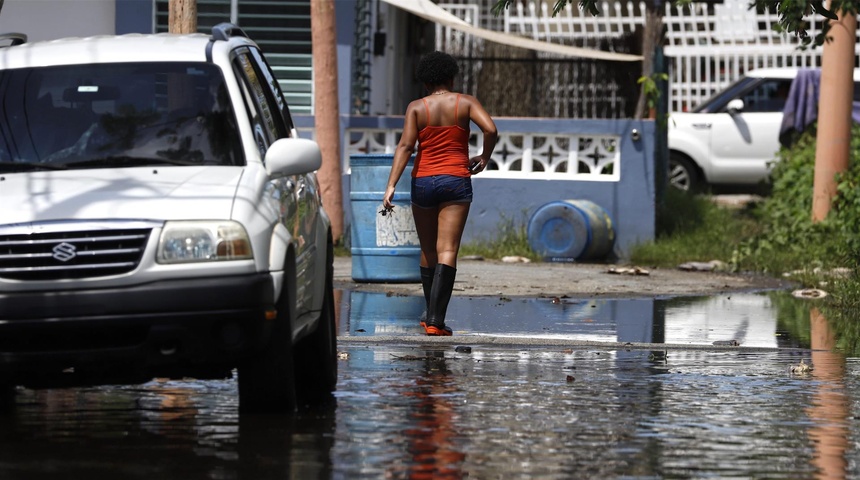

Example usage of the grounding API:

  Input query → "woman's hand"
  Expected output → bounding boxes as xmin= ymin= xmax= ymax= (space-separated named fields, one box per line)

xmin=382 ymin=185 xmax=396 ymax=209
xmin=469 ymin=156 xmax=487 ymax=174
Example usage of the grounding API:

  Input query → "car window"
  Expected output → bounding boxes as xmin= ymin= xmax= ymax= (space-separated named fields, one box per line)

xmin=232 ymin=49 xmax=289 ymax=159
xmin=737 ymin=79 xmax=792 ymax=113
xmin=0 ymin=62 xmax=243 ymax=168
xmin=248 ymin=48 xmax=296 ymax=135
xmin=691 ymin=77 xmax=757 ymax=113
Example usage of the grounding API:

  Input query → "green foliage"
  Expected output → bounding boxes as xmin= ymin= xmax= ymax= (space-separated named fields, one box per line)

xmin=731 ymin=125 xmax=860 ymax=276
xmin=638 ymin=72 xmax=669 ymax=111
xmin=630 ymin=189 xmax=758 ymax=267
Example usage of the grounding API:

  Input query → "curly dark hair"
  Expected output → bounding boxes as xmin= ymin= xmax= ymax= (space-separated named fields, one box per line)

xmin=415 ymin=51 xmax=460 ymax=87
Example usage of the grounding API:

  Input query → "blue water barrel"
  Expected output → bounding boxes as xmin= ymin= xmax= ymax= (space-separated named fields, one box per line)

xmin=527 ymin=200 xmax=615 ymax=262
xmin=350 ymin=154 xmax=421 ymax=282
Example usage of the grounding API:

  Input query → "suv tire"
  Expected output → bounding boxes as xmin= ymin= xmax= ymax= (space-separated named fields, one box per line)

xmin=238 ymin=258 xmax=298 ymax=413
xmin=669 ymin=153 xmax=701 ymax=193
xmin=294 ymin=239 xmax=337 ymax=406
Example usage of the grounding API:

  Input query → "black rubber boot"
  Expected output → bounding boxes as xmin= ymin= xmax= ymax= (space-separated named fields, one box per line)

xmin=425 ymin=263 xmax=456 ymax=336
xmin=419 ymin=265 xmax=434 ymax=328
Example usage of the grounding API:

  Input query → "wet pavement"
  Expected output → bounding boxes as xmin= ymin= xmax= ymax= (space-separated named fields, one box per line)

xmin=1 ymin=289 xmax=858 ymax=479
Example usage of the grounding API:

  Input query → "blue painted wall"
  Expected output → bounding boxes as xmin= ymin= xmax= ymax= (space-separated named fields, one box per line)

xmin=295 ymin=115 xmax=657 ymax=261
xmin=115 ymin=0 xmax=152 ymax=34
xmin=468 ymin=118 xmax=656 ymax=261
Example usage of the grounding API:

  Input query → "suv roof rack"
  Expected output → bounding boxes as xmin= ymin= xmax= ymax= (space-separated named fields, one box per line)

xmin=0 ymin=33 xmax=27 ymax=47
xmin=211 ymin=23 xmax=248 ymax=42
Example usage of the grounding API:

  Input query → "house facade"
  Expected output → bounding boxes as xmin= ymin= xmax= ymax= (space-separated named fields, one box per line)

xmin=0 ymin=0 xmax=660 ymax=260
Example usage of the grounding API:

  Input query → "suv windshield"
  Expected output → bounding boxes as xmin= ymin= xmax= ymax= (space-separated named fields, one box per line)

xmin=0 ymin=62 xmax=243 ymax=171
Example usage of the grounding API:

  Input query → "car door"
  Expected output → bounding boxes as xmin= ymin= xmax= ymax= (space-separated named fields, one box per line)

xmin=707 ymin=78 xmax=791 ymax=184
xmin=232 ymin=48 xmax=317 ymax=318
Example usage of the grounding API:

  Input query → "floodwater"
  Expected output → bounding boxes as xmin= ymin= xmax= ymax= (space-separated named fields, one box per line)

xmin=1 ymin=290 xmax=858 ymax=479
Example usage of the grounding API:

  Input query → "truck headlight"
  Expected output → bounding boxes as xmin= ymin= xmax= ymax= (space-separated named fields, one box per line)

xmin=157 ymin=221 xmax=253 ymax=264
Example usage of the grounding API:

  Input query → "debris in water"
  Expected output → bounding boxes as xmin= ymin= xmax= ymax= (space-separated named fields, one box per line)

xmin=790 ymin=359 xmax=812 ymax=374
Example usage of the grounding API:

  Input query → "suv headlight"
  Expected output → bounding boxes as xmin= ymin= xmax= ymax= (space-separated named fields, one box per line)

xmin=157 ymin=221 xmax=253 ymax=264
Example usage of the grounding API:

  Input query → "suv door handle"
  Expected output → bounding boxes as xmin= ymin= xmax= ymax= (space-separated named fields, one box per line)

xmin=692 ymin=123 xmax=712 ymax=129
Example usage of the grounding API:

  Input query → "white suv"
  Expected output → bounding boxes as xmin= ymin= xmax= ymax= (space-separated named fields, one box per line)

xmin=668 ymin=67 xmax=860 ymax=192
xmin=0 ymin=24 xmax=336 ymax=412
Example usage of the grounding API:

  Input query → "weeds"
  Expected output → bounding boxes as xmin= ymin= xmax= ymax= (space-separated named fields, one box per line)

xmin=459 ymin=213 xmax=538 ymax=261
xmin=631 ymin=189 xmax=760 ymax=268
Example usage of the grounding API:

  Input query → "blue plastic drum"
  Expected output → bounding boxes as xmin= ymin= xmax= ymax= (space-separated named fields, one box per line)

xmin=527 ymin=200 xmax=615 ymax=261
xmin=349 ymin=154 xmax=421 ymax=282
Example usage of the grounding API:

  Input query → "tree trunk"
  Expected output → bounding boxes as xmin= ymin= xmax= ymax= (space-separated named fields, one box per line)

xmin=311 ymin=0 xmax=344 ymax=243
xmin=168 ymin=0 xmax=197 ymax=34
xmin=812 ymin=4 xmax=856 ymax=222
xmin=635 ymin=1 xmax=663 ymax=120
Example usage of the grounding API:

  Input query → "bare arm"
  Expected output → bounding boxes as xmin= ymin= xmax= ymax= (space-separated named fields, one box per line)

xmin=467 ymin=97 xmax=498 ymax=173
xmin=383 ymin=102 xmax=420 ymax=209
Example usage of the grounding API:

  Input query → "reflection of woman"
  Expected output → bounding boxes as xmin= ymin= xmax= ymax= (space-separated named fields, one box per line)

xmin=402 ymin=352 xmax=465 ymax=478
xmin=383 ymin=51 xmax=498 ymax=336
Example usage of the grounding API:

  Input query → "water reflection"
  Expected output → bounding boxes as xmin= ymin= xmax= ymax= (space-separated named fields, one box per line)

xmin=0 ymin=290 xmax=857 ymax=478
xmin=808 ymin=307 xmax=849 ymax=479
xmin=339 ymin=290 xmax=808 ymax=348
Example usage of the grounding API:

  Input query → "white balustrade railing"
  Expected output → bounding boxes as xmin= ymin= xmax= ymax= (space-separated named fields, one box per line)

xmin=341 ymin=127 xmax=620 ymax=182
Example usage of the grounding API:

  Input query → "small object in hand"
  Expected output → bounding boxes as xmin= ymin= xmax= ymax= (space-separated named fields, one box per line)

xmin=469 ymin=160 xmax=482 ymax=173
xmin=379 ymin=205 xmax=395 ymax=216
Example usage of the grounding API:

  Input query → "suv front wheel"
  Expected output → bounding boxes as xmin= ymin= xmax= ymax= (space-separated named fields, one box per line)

xmin=294 ymin=239 xmax=337 ymax=406
xmin=238 ymin=259 xmax=298 ymax=413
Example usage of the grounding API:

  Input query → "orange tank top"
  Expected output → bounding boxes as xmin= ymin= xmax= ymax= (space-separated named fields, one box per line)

xmin=413 ymin=94 xmax=471 ymax=178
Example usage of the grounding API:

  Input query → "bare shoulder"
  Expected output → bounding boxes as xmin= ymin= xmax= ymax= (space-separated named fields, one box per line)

xmin=457 ymin=93 xmax=482 ymax=105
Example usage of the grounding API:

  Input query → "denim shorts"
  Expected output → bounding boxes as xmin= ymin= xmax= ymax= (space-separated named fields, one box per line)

xmin=411 ymin=175 xmax=473 ymax=208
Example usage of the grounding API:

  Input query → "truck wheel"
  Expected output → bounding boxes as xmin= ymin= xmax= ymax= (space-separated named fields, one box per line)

xmin=669 ymin=153 xmax=701 ymax=193
xmin=294 ymin=241 xmax=337 ymax=406
xmin=238 ymin=267 xmax=297 ymax=413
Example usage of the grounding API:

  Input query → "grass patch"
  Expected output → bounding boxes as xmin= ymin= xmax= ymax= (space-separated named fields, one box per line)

xmin=460 ymin=214 xmax=538 ymax=261
xmin=630 ymin=189 xmax=760 ymax=268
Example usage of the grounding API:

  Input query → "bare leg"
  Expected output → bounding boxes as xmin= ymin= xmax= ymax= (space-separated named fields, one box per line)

xmin=435 ymin=201 xmax=470 ymax=267
xmin=412 ymin=204 xmax=439 ymax=268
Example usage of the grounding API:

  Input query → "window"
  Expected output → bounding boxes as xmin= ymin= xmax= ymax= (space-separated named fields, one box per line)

xmin=232 ymin=49 xmax=289 ymax=157
xmin=739 ymin=79 xmax=792 ymax=113
xmin=0 ymin=62 xmax=243 ymax=166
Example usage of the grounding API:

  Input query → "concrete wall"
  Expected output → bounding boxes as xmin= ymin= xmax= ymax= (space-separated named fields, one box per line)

xmin=296 ymin=115 xmax=657 ymax=261
xmin=0 ymin=0 xmax=116 ymax=41
xmin=467 ymin=118 xmax=656 ymax=261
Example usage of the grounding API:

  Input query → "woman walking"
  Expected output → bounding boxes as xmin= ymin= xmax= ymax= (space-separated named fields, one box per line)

xmin=382 ymin=51 xmax=498 ymax=336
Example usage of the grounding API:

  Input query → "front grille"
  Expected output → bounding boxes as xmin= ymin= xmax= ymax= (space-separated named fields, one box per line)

xmin=0 ymin=229 xmax=151 ymax=281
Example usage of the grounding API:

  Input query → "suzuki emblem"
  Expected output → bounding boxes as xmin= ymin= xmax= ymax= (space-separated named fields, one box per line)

xmin=52 ymin=242 xmax=77 ymax=262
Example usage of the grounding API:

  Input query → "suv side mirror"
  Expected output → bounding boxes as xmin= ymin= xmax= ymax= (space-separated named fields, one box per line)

xmin=726 ymin=98 xmax=745 ymax=114
xmin=265 ymin=137 xmax=322 ymax=178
